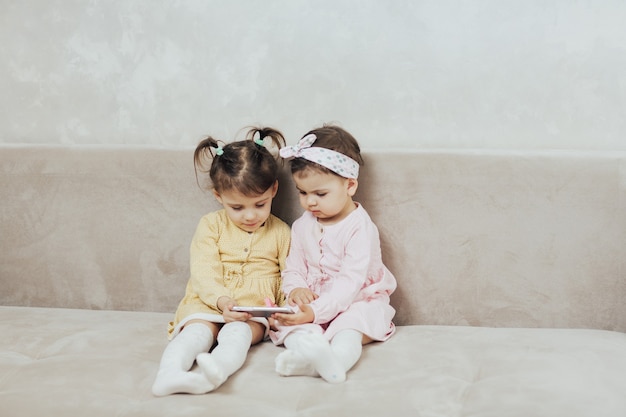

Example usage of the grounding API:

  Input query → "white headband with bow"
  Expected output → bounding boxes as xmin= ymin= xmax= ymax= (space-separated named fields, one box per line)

xmin=279 ymin=134 xmax=360 ymax=179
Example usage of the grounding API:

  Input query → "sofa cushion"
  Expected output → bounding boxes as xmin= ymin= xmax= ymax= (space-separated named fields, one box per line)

xmin=2 ymin=146 xmax=625 ymax=331
xmin=2 ymin=306 xmax=625 ymax=417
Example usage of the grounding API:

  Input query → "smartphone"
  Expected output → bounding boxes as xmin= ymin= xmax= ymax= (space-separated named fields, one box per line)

xmin=231 ymin=306 xmax=294 ymax=317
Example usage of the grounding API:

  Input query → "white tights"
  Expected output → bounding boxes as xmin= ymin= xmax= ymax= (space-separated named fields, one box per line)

xmin=151 ymin=322 xmax=214 ymax=396
xmin=275 ymin=329 xmax=363 ymax=383
xmin=151 ymin=321 xmax=253 ymax=396
xmin=196 ymin=321 xmax=253 ymax=389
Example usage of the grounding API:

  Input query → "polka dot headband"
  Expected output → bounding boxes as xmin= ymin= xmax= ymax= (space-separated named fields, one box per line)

xmin=279 ymin=134 xmax=360 ymax=179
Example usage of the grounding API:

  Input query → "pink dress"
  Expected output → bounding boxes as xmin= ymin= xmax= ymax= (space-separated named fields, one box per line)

xmin=270 ymin=203 xmax=397 ymax=344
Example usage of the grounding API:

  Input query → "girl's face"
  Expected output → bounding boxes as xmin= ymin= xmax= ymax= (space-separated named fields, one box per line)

xmin=213 ymin=181 xmax=278 ymax=232
xmin=293 ymin=169 xmax=358 ymax=225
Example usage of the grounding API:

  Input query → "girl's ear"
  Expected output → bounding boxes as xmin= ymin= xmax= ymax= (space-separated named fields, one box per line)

xmin=212 ymin=189 xmax=223 ymax=204
xmin=347 ymin=178 xmax=358 ymax=197
xmin=271 ymin=180 xmax=279 ymax=198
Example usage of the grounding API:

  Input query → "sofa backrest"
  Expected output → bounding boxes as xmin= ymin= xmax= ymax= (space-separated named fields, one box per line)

xmin=1 ymin=146 xmax=625 ymax=331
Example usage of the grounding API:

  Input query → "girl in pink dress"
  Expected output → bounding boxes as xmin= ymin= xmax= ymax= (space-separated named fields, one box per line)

xmin=271 ymin=125 xmax=397 ymax=383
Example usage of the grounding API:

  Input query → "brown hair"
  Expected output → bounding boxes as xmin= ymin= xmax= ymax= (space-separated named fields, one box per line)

xmin=193 ymin=126 xmax=286 ymax=195
xmin=289 ymin=124 xmax=364 ymax=176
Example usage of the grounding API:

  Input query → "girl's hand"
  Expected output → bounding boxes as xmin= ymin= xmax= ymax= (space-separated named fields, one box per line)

xmin=222 ymin=305 xmax=252 ymax=323
xmin=287 ymin=288 xmax=318 ymax=306
xmin=268 ymin=317 xmax=278 ymax=331
xmin=273 ymin=304 xmax=315 ymax=326
xmin=218 ymin=296 xmax=251 ymax=323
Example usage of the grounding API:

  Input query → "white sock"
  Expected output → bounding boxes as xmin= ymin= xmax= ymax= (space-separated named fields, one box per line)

xmin=275 ymin=330 xmax=364 ymax=383
xmin=297 ymin=333 xmax=346 ymax=383
xmin=275 ymin=332 xmax=318 ymax=377
xmin=330 ymin=329 xmax=363 ymax=374
xmin=152 ymin=323 xmax=215 ymax=396
xmin=196 ymin=321 xmax=252 ymax=391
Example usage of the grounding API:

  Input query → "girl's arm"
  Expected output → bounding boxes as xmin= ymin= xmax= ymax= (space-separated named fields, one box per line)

xmin=188 ymin=215 xmax=231 ymax=312
xmin=280 ymin=221 xmax=311 ymax=297
xmin=309 ymin=223 xmax=372 ymax=324
xmin=274 ymin=221 xmax=292 ymax=307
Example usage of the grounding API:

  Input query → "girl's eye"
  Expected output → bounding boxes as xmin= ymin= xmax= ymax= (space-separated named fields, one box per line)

xmin=316 ymin=193 xmax=327 ymax=197
xmin=256 ymin=204 xmax=266 ymax=208
xmin=232 ymin=207 xmax=243 ymax=211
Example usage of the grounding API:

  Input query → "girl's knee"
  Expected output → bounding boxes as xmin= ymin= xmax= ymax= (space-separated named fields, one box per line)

xmin=182 ymin=319 xmax=221 ymax=339
xmin=219 ymin=321 xmax=258 ymax=343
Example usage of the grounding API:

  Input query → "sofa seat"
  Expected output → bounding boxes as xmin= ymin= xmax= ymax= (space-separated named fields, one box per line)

xmin=2 ymin=305 xmax=625 ymax=417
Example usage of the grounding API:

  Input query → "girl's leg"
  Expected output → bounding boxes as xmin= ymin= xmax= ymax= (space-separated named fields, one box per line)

xmin=296 ymin=333 xmax=346 ymax=383
xmin=329 ymin=329 xmax=365 ymax=375
xmin=151 ymin=321 xmax=217 ymax=396
xmin=196 ymin=320 xmax=263 ymax=391
xmin=275 ymin=331 xmax=319 ymax=377
xmin=276 ymin=329 xmax=366 ymax=384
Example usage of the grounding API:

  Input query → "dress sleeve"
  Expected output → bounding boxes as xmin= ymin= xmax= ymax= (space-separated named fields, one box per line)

xmin=275 ymin=221 xmax=292 ymax=307
xmin=188 ymin=214 xmax=230 ymax=311
xmin=281 ymin=219 xmax=310 ymax=297
xmin=310 ymin=222 xmax=372 ymax=324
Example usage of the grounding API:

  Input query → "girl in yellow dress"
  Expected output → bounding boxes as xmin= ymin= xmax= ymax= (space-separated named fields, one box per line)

xmin=152 ymin=127 xmax=291 ymax=396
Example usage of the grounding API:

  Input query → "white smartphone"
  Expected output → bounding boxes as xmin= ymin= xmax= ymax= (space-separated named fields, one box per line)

xmin=231 ymin=306 xmax=294 ymax=317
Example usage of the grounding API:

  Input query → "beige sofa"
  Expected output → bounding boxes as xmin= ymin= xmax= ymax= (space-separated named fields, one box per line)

xmin=1 ymin=145 xmax=625 ymax=417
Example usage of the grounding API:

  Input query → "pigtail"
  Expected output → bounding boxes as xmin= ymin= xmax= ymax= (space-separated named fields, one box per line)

xmin=193 ymin=136 xmax=221 ymax=188
xmin=246 ymin=126 xmax=286 ymax=154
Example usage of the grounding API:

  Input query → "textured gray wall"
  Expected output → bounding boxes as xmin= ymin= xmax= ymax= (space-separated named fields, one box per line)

xmin=2 ymin=0 xmax=625 ymax=150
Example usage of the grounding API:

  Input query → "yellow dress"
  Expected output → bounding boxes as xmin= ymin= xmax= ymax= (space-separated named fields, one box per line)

xmin=168 ymin=210 xmax=291 ymax=337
